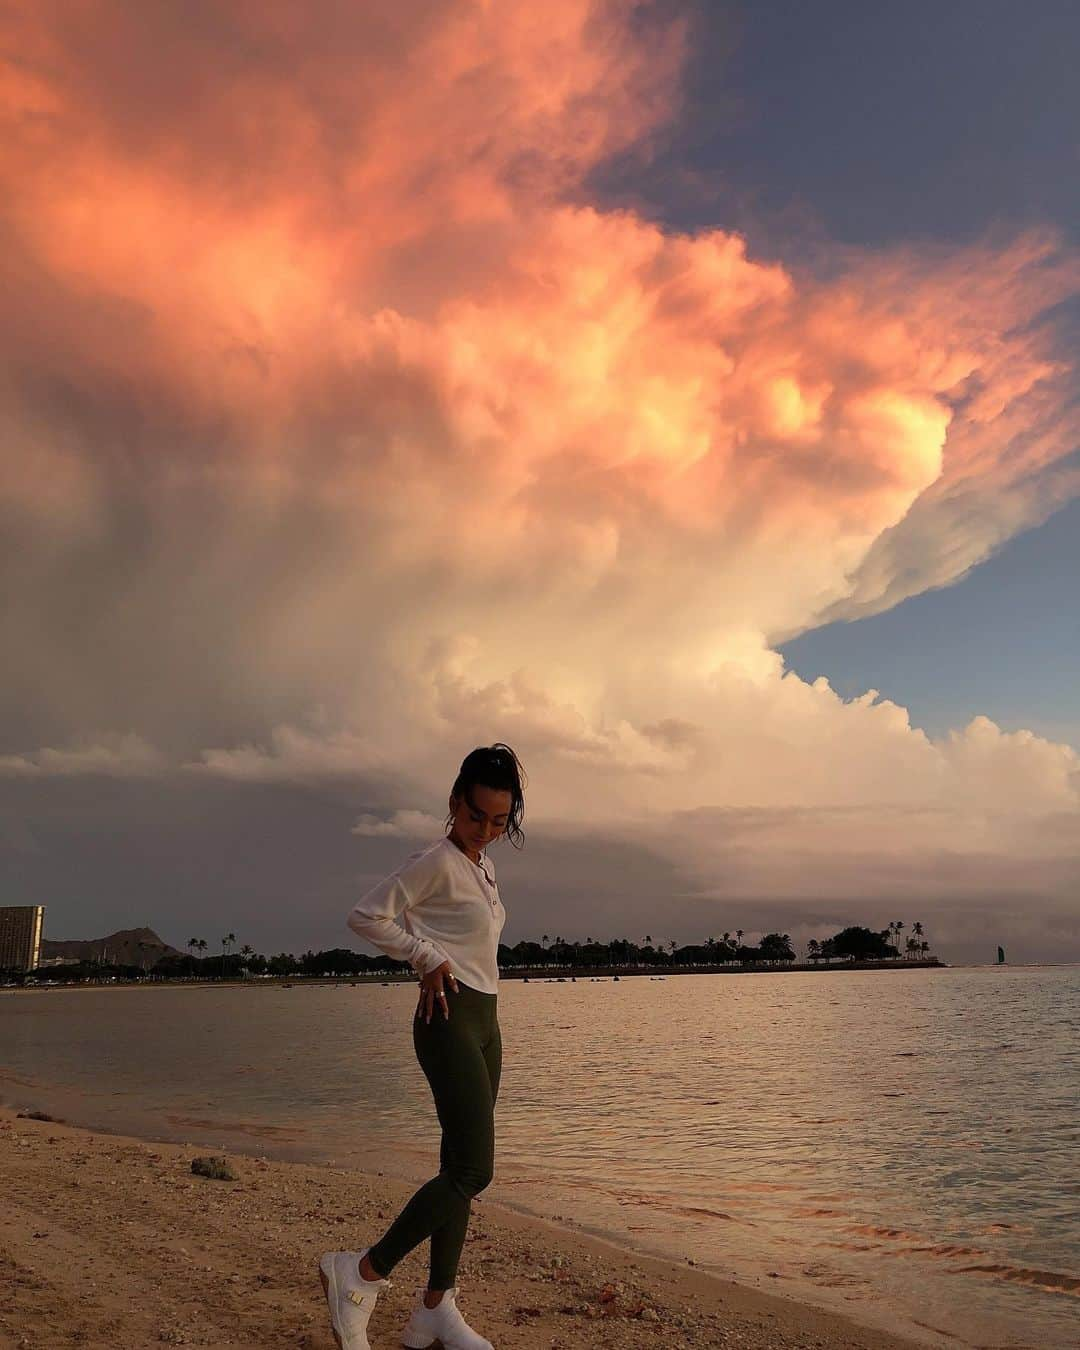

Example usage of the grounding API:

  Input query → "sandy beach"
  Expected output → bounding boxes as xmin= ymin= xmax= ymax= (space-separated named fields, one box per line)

xmin=0 ymin=1105 xmax=925 ymax=1350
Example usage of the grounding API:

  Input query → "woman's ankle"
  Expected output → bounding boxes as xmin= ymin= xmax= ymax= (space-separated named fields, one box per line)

xmin=423 ymin=1288 xmax=445 ymax=1308
xmin=358 ymin=1252 xmax=383 ymax=1282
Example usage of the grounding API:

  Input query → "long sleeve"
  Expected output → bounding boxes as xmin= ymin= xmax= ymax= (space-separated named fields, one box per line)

xmin=347 ymin=859 xmax=449 ymax=976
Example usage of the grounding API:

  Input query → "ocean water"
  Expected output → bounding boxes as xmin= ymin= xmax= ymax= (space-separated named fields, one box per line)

xmin=2 ymin=966 xmax=1077 ymax=1349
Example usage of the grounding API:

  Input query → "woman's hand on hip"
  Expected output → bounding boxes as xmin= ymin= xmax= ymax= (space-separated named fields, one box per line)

xmin=417 ymin=961 xmax=459 ymax=1023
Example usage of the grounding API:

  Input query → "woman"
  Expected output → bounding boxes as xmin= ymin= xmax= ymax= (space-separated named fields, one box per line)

xmin=319 ymin=743 xmax=526 ymax=1350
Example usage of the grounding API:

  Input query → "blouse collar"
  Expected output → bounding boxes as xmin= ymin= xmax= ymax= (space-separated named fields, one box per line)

xmin=443 ymin=834 xmax=495 ymax=885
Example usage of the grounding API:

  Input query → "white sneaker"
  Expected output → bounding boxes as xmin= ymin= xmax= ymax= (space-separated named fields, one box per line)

xmin=401 ymin=1287 xmax=493 ymax=1350
xmin=318 ymin=1248 xmax=389 ymax=1350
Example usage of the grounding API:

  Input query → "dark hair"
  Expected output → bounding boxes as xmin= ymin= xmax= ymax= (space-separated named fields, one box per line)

xmin=447 ymin=743 xmax=527 ymax=848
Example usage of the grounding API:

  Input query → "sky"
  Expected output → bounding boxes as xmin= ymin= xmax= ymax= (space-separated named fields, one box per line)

xmin=1 ymin=0 xmax=1077 ymax=965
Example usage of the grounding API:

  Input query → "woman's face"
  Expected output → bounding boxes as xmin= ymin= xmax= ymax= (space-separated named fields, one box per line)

xmin=449 ymin=784 xmax=512 ymax=853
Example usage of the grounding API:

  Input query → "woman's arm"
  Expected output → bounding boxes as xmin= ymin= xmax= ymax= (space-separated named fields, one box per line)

xmin=346 ymin=854 xmax=449 ymax=976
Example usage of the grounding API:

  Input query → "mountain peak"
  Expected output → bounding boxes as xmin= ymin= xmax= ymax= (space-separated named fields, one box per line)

xmin=40 ymin=926 xmax=183 ymax=966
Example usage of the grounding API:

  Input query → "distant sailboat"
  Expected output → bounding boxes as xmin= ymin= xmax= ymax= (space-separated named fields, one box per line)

xmin=997 ymin=946 xmax=1006 ymax=965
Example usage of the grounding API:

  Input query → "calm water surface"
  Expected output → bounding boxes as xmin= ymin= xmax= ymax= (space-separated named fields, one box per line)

xmin=2 ymin=967 xmax=1077 ymax=1349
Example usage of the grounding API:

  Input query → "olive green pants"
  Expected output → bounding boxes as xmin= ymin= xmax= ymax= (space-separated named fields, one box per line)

xmin=367 ymin=982 xmax=501 ymax=1289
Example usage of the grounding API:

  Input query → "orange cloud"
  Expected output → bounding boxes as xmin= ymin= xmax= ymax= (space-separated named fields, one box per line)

xmin=0 ymin=0 xmax=1078 ymax=920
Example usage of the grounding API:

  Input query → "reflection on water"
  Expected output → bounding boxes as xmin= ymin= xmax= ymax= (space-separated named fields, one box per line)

xmin=2 ymin=967 xmax=1077 ymax=1349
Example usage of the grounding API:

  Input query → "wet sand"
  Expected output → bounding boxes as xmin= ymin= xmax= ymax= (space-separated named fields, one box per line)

xmin=0 ymin=1105 xmax=925 ymax=1350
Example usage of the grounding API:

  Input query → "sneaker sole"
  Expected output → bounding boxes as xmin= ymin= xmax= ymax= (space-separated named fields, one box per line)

xmin=319 ymin=1259 xmax=345 ymax=1350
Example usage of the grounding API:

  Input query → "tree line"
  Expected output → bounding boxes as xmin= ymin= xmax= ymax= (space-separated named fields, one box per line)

xmin=13 ymin=921 xmax=934 ymax=982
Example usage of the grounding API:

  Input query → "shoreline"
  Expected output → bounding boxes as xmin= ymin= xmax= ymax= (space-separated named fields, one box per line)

xmin=4 ymin=959 xmax=949 ymax=994
xmin=0 ymin=1103 xmax=928 ymax=1350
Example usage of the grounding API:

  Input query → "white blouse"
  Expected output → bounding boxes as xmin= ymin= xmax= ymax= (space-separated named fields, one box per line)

xmin=347 ymin=836 xmax=506 ymax=994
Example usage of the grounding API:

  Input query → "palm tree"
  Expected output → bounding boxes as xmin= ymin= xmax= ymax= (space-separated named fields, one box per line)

xmin=240 ymin=944 xmax=255 ymax=969
xmin=912 ymin=921 xmax=925 ymax=955
xmin=189 ymin=938 xmax=207 ymax=978
xmin=735 ymin=929 xmax=744 ymax=947
xmin=807 ymin=938 xmax=820 ymax=963
xmin=892 ymin=921 xmax=905 ymax=957
xmin=221 ymin=932 xmax=236 ymax=975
